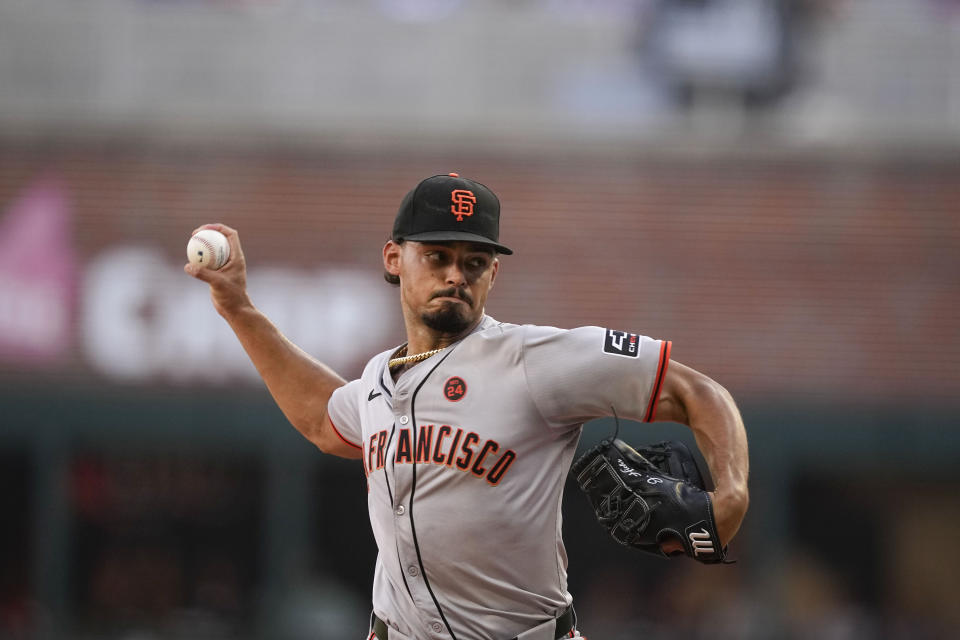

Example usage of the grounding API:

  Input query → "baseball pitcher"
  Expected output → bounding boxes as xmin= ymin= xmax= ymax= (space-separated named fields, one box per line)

xmin=185 ymin=173 xmax=750 ymax=640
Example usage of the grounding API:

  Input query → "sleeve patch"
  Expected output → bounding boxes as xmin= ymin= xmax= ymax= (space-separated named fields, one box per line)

xmin=602 ymin=329 xmax=640 ymax=358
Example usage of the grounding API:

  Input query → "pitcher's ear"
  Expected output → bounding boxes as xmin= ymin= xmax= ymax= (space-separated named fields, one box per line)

xmin=383 ymin=240 xmax=402 ymax=278
xmin=487 ymin=258 xmax=500 ymax=290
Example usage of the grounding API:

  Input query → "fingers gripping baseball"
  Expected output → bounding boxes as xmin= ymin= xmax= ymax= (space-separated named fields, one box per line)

xmin=184 ymin=223 xmax=251 ymax=317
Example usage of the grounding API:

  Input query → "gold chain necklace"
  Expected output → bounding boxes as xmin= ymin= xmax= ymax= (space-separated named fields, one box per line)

xmin=388 ymin=345 xmax=446 ymax=369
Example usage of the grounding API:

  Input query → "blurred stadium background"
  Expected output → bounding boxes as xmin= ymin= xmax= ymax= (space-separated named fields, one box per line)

xmin=1 ymin=0 xmax=958 ymax=638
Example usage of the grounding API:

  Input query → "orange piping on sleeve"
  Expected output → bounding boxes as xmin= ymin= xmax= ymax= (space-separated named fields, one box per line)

xmin=329 ymin=417 xmax=363 ymax=452
xmin=643 ymin=340 xmax=671 ymax=422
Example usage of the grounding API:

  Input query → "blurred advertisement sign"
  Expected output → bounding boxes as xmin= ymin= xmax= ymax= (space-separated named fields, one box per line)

xmin=0 ymin=175 xmax=396 ymax=384
xmin=81 ymin=248 xmax=395 ymax=383
xmin=0 ymin=178 xmax=76 ymax=364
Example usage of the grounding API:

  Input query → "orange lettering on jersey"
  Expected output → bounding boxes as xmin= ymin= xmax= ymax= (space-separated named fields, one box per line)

xmin=471 ymin=440 xmax=500 ymax=478
xmin=395 ymin=428 xmax=413 ymax=464
xmin=486 ymin=450 xmax=516 ymax=486
xmin=455 ymin=432 xmax=480 ymax=470
xmin=376 ymin=430 xmax=388 ymax=470
xmin=445 ymin=428 xmax=464 ymax=467
xmin=372 ymin=422 xmax=517 ymax=486
xmin=367 ymin=433 xmax=377 ymax=473
xmin=450 ymin=189 xmax=476 ymax=222
xmin=415 ymin=424 xmax=434 ymax=464
xmin=433 ymin=425 xmax=452 ymax=464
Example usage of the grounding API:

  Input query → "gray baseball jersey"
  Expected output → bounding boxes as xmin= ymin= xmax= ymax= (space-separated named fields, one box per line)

xmin=328 ymin=315 xmax=671 ymax=640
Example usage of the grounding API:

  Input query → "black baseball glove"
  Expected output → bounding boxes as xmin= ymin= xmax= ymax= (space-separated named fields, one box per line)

xmin=571 ymin=439 xmax=728 ymax=564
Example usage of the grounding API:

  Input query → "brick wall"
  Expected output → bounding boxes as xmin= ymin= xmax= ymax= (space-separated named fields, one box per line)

xmin=1 ymin=143 xmax=957 ymax=405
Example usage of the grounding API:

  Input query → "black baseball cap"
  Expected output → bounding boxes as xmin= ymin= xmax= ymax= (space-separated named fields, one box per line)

xmin=391 ymin=173 xmax=513 ymax=255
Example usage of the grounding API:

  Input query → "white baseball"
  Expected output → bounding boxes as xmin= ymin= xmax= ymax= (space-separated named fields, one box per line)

xmin=186 ymin=229 xmax=231 ymax=270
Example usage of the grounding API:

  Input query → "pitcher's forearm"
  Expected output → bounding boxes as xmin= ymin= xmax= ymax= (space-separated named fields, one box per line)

xmin=686 ymin=381 xmax=749 ymax=543
xmin=689 ymin=383 xmax=748 ymax=491
xmin=222 ymin=304 xmax=346 ymax=441
xmin=655 ymin=361 xmax=749 ymax=545
xmin=183 ymin=224 xmax=348 ymax=449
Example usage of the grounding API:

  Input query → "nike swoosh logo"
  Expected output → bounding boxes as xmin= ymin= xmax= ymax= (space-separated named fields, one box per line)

xmin=368 ymin=390 xmax=382 ymax=402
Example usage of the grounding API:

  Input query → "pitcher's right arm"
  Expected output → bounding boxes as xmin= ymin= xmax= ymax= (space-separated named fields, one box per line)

xmin=184 ymin=223 xmax=360 ymax=459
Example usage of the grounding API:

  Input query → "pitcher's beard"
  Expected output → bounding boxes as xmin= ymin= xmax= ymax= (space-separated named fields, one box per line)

xmin=421 ymin=302 xmax=473 ymax=336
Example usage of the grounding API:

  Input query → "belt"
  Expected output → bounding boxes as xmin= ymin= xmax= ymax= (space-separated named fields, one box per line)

xmin=372 ymin=606 xmax=575 ymax=640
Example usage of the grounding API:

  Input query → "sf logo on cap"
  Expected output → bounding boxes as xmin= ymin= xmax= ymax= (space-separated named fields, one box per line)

xmin=450 ymin=189 xmax=476 ymax=221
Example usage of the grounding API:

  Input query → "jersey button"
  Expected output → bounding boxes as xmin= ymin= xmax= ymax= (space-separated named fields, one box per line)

xmin=431 ymin=622 xmax=444 ymax=633
xmin=395 ymin=505 xmax=405 ymax=516
xmin=407 ymin=565 xmax=419 ymax=577
xmin=399 ymin=415 xmax=409 ymax=425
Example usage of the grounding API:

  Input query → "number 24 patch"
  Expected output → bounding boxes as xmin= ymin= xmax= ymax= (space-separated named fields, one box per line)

xmin=444 ymin=377 xmax=467 ymax=401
